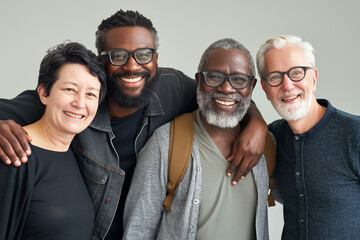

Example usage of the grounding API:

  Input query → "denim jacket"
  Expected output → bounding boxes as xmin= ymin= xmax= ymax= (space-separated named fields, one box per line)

xmin=0 ymin=67 xmax=197 ymax=240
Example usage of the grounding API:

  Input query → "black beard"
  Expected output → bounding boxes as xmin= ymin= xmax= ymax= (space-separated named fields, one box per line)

xmin=106 ymin=68 xmax=158 ymax=108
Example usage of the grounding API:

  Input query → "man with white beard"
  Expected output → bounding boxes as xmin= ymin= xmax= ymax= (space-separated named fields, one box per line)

xmin=123 ymin=38 xmax=269 ymax=240
xmin=257 ymin=35 xmax=360 ymax=240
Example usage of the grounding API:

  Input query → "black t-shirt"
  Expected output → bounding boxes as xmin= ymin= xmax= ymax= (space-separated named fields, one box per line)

xmin=0 ymin=144 xmax=94 ymax=240
xmin=106 ymin=107 xmax=144 ymax=239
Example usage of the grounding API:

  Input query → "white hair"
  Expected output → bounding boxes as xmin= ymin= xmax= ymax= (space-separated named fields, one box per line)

xmin=256 ymin=35 xmax=315 ymax=80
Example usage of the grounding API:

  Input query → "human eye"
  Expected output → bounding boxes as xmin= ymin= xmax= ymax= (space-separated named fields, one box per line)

xmin=289 ymin=67 xmax=304 ymax=80
xmin=64 ymin=88 xmax=76 ymax=93
xmin=111 ymin=51 xmax=127 ymax=62
xmin=135 ymin=49 xmax=152 ymax=61
xmin=207 ymin=72 xmax=222 ymax=81
xmin=87 ymin=92 xmax=98 ymax=99
xmin=231 ymin=74 xmax=248 ymax=84
xmin=266 ymin=72 xmax=282 ymax=85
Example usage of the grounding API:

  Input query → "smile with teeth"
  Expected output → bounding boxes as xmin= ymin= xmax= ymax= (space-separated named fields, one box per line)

xmin=121 ymin=76 xmax=142 ymax=83
xmin=215 ymin=99 xmax=236 ymax=106
xmin=282 ymin=95 xmax=299 ymax=102
xmin=64 ymin=111 xmax=84 ymax=119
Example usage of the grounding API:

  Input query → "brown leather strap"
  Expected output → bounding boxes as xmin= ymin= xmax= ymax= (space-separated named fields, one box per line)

xmin=163 ymin=113 xmax=194 ymax=212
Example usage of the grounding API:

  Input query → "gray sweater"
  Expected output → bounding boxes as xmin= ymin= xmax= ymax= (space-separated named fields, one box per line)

xmin=123 ymin=121 xmax=269 ymax=240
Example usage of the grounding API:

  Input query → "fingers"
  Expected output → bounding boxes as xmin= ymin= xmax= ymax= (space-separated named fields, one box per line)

xmin=0 ymin=120 xmax=31 ymax=166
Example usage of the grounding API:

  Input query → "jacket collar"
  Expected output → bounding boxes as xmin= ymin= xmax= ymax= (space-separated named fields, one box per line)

xmin=89 ymin=89 xmax=164 ymax=132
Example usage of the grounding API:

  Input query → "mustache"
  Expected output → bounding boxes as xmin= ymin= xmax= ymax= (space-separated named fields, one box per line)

xmin=112 ymin=71 xmax=151 ymax=79
xmin=209 ymin=92 xmax=242 ymax=101
xmin=278 ymin=90 xmax=303 ymax=99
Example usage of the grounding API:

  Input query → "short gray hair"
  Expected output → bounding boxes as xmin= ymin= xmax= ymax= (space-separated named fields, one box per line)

xmin=256 ymin=35 xmax=315 ymax=80
xmin=197 ymin=38 xmax=255 ymax=76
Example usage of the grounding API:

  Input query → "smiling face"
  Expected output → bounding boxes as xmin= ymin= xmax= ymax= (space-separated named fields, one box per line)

xmin=38 ymin=63 xmax=101 ymax=135
xmin=103 ymin=26 xmax=158 ymax=108
xmin=261 ymin=45 xmax=318 ymax=121
xmin=196 ymin=48 xmax=256 ymax=128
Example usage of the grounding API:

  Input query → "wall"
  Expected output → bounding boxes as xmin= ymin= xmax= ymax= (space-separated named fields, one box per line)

xmin=1 ymin=1 xmax=359 ymax=238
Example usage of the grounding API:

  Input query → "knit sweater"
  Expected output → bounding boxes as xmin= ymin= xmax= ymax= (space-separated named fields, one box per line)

xmin=269 ymin=99 xmax=360 ymax=240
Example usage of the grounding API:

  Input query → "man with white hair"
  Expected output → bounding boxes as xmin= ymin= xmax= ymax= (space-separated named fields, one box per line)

xmin=123 ymin=38 xmax=269 ymax=240
xmin=257 ymin=35 xmax=360 ymax=239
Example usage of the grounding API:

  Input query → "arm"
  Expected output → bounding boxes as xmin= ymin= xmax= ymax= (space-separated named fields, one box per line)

xmin=123 ymin=128 xmax=168 ymax=239
xmin=0 ymin=90 xmax=43 ymax=166
xmin=227 ymin=101 xmax=267 ymax=184
xmin=0 ymin=163 xmax=33 ymax=239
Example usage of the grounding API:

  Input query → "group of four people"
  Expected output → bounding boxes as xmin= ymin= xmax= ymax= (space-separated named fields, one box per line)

xmin=0 ymin=9 xmax=359 ymax=240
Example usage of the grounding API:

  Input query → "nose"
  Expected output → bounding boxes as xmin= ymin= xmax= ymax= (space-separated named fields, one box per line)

xmin=72 ymin=93 xmax=86 ymax=108
xmin=121 ymin=54 xmax=142 ymax=72
xmin=216 ymin=77 xmax=236 ymax=94
xmin=281 ymin=74 xmax=295 ymax=91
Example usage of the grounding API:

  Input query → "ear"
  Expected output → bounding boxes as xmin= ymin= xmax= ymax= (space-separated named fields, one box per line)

xmin=252 ymin=78 xmax=257 ymax=89
xmin=311 ymin=68 xmax=318 ymax=92
xmin=154 ymin=52 xmax=159 ymax=64
xmin=195 ymin=72 xmax=200 ymax=86
xmin=261 ymin=80 xmax=271 ymax=100
xmin=37 ymin=84 xmax=49 ymax=105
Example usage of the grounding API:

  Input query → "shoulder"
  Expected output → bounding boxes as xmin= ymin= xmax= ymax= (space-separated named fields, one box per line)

xmin=268 ymin=119 xmax=288 ymax=135
xmin=139 ymin=122 xmax=171 ymax=157
xmin=0 ymin=90 xmax=44 ymax=124
xmin=332 ymin=107 xmax=360 ymax=129
xmin=155 ymin=67 xmax=195 ymax=86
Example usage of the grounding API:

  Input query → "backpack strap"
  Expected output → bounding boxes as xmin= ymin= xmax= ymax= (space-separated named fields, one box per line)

xmin=264 ymin=131 xmax=276 ymax=207
xmin=163 ymin=113 xmax=194 ymax=212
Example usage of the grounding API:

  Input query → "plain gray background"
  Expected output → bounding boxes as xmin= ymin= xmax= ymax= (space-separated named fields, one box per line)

xmin=1 ymin=1 xmax=359 ymax=239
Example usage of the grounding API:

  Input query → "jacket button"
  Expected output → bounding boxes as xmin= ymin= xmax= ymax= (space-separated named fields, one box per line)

xmin=105 ymin=198 xmax=111 ymax=204
xmin=193 ymin=199 xmax=199 ymax=204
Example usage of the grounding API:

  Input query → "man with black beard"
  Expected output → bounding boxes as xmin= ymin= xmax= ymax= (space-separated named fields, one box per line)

xmin=123 ymin=38 xmax=269 ymax=240
xmin=0 ymin=11 xmax=267 ymax=239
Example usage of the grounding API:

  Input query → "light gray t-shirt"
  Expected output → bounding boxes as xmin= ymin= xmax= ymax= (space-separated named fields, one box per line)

xmin=195 ymin=110 xmax=257 ymax=240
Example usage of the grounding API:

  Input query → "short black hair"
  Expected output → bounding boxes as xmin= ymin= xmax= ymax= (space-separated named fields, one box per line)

xmin=38 ymin=42 xmax=107 ymax=102
xmin=95 ymin=9 xmax=159 ymax=55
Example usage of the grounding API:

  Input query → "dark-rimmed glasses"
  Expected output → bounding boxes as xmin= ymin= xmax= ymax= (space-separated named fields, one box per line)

xmin=100 ymin=48 xmax=156 ymax=66
xmin=199 ymin=71 xmax=254 ymax=90
xmin=263 ymin=66 xmax=312 ymax=87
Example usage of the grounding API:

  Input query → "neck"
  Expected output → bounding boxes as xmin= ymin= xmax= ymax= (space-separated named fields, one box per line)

xmin=194 ymin=110 xmax=241 ymax=158
xmin=288 ymin=97 xmax=326 ymax=134
xmin=23 ymin=118 xmax=74 ymax=152
xmin=107 ymin=96 xmax=140 ymax=118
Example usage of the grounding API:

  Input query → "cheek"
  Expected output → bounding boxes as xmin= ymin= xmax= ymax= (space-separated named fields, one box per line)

xmin=88 ymin=102 xmax=99 ymax=115
xmin=107 ymin=64 xmax=118 ymax=77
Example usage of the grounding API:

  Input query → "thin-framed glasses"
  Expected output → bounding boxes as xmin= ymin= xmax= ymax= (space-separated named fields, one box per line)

xmin=100 ymin=48 xmax=156 ymax=66
xmin=263 ymin=66 xmax=313 ymax=87
xmin=199 ymin=71 xmax=254 ymax=90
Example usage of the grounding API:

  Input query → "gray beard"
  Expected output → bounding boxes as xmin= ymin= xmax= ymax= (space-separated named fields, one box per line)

xmin=196 ymin=85 xmax=252 ymax=128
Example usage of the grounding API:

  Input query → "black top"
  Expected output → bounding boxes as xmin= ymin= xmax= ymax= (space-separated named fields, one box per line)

xmin=106 ymin=107 xmax=144 ymax=239
xmin=0 ymin=144 xmax=94 ymax=240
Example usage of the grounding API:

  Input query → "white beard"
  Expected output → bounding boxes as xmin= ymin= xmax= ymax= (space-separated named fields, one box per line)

xmin=272 ymin=90 xmax=312 ymax=121
xmin=196 ymin=85 xmax=252 ymax=128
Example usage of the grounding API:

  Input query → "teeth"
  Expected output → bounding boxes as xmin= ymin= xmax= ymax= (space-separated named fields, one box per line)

xmin=215 ymin=99 xmax=235 ymax=106
xmin=121 ymin=77 xmax=142 ymax=83
xmin=282 ymin=96 xmax=297 ymax=102
xmin=65 ymin=112 xmax=83 ymax=119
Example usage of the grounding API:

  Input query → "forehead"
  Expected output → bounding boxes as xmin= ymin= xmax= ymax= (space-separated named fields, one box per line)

xmin=56 ymin=64 xmax=100 ymax=88
xmin=264 ymin=45 xmax=310 ymax=72
xmin=203 ymin=48 xmax=251 ymax=75
xmin=104 ymin=26 xmax=155 ymax=51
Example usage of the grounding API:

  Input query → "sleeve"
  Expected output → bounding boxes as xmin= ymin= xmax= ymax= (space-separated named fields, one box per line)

xmin=123 ymin=128 xmax=169 ymax=240
xmin=0 ymin=90 xmax=44 ymax=125
xmin=0 ymin=161 xmax=34 ymax=239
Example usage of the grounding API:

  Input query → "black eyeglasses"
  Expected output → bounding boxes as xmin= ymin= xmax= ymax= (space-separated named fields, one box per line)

xmin=100 ymin=48 xmax=156 ymax=66
xmin=199 ymin=71 xmax=254 ymax=90
xmin=263 ymin=66 xmax=313 ymax=87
